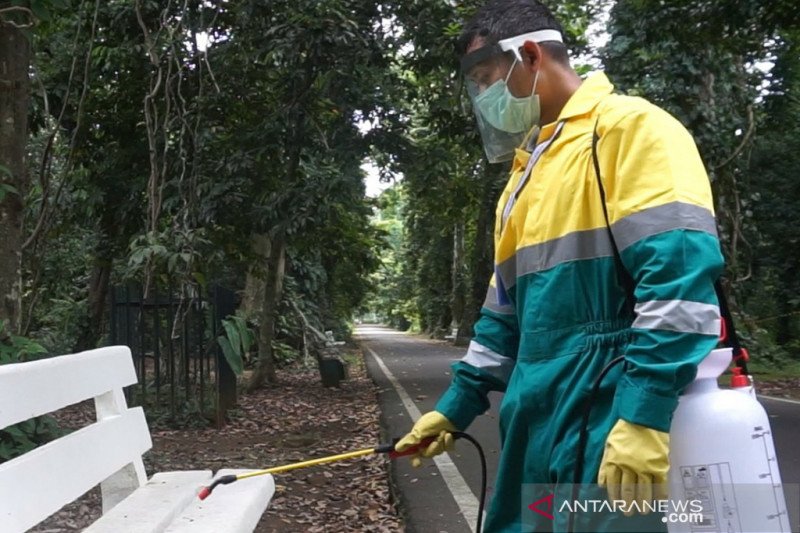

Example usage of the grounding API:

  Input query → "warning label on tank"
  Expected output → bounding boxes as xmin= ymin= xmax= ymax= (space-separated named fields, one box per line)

xmin=677 ymin=462 xmax=738 ymax=531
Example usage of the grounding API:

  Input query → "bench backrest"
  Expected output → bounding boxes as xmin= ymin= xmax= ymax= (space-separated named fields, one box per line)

xmin=0 ymin=346 xmax=152 ymax=532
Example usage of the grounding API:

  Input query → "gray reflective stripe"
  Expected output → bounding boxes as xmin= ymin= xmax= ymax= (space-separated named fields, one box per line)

xmin=482 ymin=284 xmax=515 ymax=315
xmin=497 ymin=227 xmax=614 ymax=291
xmin=633 ymin=300 xmax=721 ymax=335
xmin=493 ymin=202 xmax=717 ymax=290
xmin=612 ymin=202 xmax=718 ymax=251
xmin=462 ymin=341 xmax=515 ymax=383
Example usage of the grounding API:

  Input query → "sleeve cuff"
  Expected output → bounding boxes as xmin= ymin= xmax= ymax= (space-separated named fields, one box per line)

xmin=435 ymin=382 xmax=488 ymax=431
xmin=612 ymin=376 xmax=679 ymax=432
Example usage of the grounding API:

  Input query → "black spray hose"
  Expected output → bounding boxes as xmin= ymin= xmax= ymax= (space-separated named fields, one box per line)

xmin=568 ymin=355 xmax=626 ymax=533
xmin=452 ymin=431 xmax=487 ymax=533
xmin=199 ymin=431 xmax=488 ymax=531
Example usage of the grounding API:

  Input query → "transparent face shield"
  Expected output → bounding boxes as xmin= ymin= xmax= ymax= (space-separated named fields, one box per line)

xmin=460 ymin=29 xmax=564 ymax=164
xmin=462 ymin=49 xmax=524 ymax=163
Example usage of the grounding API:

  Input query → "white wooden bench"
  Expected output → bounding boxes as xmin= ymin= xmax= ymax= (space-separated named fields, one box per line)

xmin=0 ymin=346 xmax=274 ymax=532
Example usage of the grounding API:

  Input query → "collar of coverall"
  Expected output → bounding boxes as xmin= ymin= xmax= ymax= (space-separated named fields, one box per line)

xmin=556 ymin=71 xmax=615 ymax=121
xmin=511 ymin=72 xmax=615 ymax=166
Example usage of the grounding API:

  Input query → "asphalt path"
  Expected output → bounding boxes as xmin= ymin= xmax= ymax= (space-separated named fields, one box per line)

xmin=358 ymin=324 xmax=800 ymax=533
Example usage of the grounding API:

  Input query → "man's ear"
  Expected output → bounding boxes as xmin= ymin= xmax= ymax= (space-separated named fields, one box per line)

xmin=521 ymin=41 xmax=542 ymax=71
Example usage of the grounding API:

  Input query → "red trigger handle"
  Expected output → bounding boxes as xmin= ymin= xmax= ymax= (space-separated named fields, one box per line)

xmin=374 ymin=436 xmax=437 ymax=459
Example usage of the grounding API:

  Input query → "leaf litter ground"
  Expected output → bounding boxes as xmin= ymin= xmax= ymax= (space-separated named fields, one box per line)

xmin=30 ymin=348 xmax=405 ymax=532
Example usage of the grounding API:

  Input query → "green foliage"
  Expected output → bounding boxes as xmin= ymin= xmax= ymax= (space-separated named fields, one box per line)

xmin=29 ymin=0 xmax=69 ymax=22
xmin=366 ymin=186 xmax=416 ymax=329
xmin=217 ymin=315 xmax=255 ymax=376
xmin=0 ymin=319 xmax=47 ymax=363
xmin=0 ymin=417 xmax=61 ymax=463
xmin=744 ymin=29 xmax=800 ymax=353
xmin=0 ymin=321 xmax=60 ymax=463
xmin=272 ymin=341 xmax=302 ymax=368
xmin=22 ymin=220 xmax=96 ymax=353
xmin=125 ymin=230 xmax=216 ymax=288
xmin=20 ymin=0 xmax=389 ymax=373
xmin=0 ymin=165 xmax=17 ymax=202
xmin=0 ymin=0 xmax=68 ymax=30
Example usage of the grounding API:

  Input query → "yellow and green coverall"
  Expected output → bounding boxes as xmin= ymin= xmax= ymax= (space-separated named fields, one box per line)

xmin=434 ymin=72 xmax=724 ymax=531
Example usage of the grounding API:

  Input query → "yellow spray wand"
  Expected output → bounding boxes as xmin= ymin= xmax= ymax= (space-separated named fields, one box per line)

xmin=198 ymin=436 xmax=437 ymax=500
xmin=198 ymin=432 xmax=485 ymax=533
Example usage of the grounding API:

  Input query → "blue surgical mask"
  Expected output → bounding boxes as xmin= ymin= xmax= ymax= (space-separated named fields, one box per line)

xmin=475 ymin=59 xmax=540 ymax=134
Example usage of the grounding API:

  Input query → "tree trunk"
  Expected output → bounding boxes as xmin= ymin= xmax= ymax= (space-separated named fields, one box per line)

xmin=73 ymin=257 xmax=112 ymax=352
xmin=777 ymin=265 xmax=798 ymax=345
xmin=450 ymin=220 xmax=467 ymax=345
xmin=247 ymin=233 xmax=286 ymax=391
xmin=776 ymin=299 xmax=792 ymax=346
xmin=241 ymin=233 xmax=271 ymax=317
xmin=0 ymin=23 xmax=30 ymax=331
xmin=245 ymin=74 xmax=304 ymax=388
xmin=459 ymin=167 xmax=503 ymax=342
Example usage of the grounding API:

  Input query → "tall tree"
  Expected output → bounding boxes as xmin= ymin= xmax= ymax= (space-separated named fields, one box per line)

xmin=197 ymin=0 xmax=393 ymax=388
xmin=0 ymin=3 xmax=33 ymax=331
xmin=11 ymin=0 xmax=386 ymax=373
xmin=749 ymin=29 xmax=800 ymax=346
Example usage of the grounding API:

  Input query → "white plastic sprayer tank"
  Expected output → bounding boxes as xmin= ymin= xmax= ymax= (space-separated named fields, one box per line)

xmin=667 ymin=348 xmax=790 ymax=532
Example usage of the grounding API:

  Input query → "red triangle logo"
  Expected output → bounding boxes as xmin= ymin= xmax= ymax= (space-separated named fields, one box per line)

xmin=528 ymin=493 xmax=555 ymax=520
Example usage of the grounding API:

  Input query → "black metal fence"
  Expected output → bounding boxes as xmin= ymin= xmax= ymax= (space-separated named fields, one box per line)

xmin=109 ymin=283 xmax=237 ymax=427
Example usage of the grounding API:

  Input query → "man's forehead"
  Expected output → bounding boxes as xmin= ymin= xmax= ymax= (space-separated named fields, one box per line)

xmin=461 ymin=36 xmax=513 ymax=77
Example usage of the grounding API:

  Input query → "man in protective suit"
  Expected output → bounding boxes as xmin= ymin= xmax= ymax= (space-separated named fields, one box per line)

xmin=396 ymin=0 xmax=724 ymax=531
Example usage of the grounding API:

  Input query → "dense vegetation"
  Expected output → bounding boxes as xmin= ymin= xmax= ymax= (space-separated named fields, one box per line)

xmin=1 ymin=0 xmax=394 ymax=390
xmin=1 ymin=0 xmax=799 ymax=394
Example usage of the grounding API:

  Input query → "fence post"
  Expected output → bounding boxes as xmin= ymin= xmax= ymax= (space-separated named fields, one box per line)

xmin=212 ymin=284 xmax=237 ymax=427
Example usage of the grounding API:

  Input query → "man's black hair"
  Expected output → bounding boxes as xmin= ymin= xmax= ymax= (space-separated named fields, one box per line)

xmin=457 ymin=0 xmax=570 ymax=67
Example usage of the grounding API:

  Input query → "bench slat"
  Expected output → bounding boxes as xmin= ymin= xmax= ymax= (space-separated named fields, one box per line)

xmin=84 ymin=470 xmax=212 ymax=533
xmin=164 ymin=469 xmax=275 ymax=533
xmin=0 ymin=346 xmax=137 ymax=429
xmin=0 ymin=407 xmax=151 ymax=533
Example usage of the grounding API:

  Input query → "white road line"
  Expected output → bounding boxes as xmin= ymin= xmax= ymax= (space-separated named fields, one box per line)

xmin=759 ymin=395 xmax=800 ymax=406
xmin=363 ymin=342 xmax=480 ymax=533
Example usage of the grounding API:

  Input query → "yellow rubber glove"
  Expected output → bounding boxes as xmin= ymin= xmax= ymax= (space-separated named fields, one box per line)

xmin=395 ymin=411 xmax=457 ymax=468
xmin=598 ymin=419 xmax=670 ymax=516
